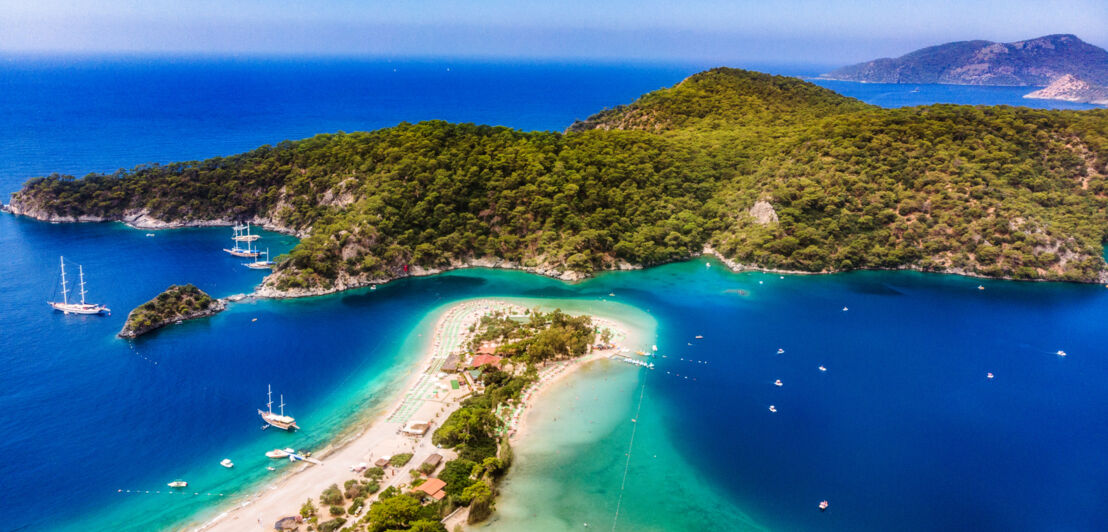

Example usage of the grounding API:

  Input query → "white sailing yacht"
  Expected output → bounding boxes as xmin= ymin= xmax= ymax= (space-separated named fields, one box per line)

xmin=258 ymin=384 xmax=299 ymax=431
xmin=233 ymin=222 xmax=260 ymax=242
xmin=48 ymin=257 xmax=110 ymax=315
xmin=223 ymin=224 xmax=261 ymax=258
xmin=244 ymin=248 xmax=275 ymax=269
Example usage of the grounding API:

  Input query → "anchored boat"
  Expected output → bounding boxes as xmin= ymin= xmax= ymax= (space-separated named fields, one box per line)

xmin=48 ymin=257 xmax=110 ymax=315
xmin=244 ymin=248 xmax=275 ymax=269
xmin=232 ymin=222 xmax=260 ymax=242
xmin=224 ymin=224 xmax=261 ymax=257
xmin=259 ymin=385 xmax=299 ymax=431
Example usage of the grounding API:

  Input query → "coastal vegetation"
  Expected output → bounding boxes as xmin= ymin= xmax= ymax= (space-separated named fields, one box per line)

xmin=11 ymin=68 xmax=1108 ymax=287
xmin=300 ymin=308 xmax=596 ymax=530
xmin=118 ymin=284 xmax=224 ymax=338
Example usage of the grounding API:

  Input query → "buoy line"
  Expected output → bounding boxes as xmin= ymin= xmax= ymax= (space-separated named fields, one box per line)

xmin=611 ymin=377 xmax=647 ymax=531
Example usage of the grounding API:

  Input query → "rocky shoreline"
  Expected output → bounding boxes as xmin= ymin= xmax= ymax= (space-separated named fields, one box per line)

xmin=4 ymin=200 xmax=307 ymax=238
xmin=119 ymin=298 xmax=227 ymax=338
xmin=7 ymin=201 xmax=1105 ymax=300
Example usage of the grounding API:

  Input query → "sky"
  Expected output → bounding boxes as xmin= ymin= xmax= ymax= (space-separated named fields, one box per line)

xmin=0 ymin=0 xmax=1106 ymax=64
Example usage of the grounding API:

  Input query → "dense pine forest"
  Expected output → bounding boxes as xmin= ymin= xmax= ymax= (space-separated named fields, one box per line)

xmin=10 ymin=68 xmax=1108 ymax=291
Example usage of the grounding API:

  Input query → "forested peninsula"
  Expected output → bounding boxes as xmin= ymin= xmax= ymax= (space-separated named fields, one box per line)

xmin=9 ymin=68 xmax=1108 ymax=294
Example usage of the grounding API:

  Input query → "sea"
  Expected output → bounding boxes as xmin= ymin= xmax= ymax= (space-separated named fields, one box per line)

xmin=0 ymin=56 xmax=1105 ymax=532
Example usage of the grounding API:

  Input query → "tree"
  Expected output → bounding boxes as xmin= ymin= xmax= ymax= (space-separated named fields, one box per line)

xmin=457 ymin=481 xmax=492 ymax=506
xmin=366 ymin=494 xmax=422 ymax=531
xmin=299 ymin=498 xmax=317 ymax=519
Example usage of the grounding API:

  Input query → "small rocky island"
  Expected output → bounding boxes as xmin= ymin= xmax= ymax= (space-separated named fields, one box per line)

xmin=120 ymin=284 xmax=226 ymax=338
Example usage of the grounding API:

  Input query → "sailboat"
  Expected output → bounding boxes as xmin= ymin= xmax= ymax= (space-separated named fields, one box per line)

xmin=48 ymin=257 xmax=110 ymax=315
xmin=223 ymin=225 xmax=261 ymax=258
xmin=232 ymin=222 xmax=261 ymax=242
xmin=244 ymin=248 xmax=275 ymax=269
xmin=258 ymin=385 xmax=299 ymax=431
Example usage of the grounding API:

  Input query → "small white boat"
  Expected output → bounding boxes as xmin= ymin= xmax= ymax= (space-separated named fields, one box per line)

xmin=978 ymin=285 xmax=985 ymax=290
xmin=776 ymin=348 xmax=785 ymax=354
xmin=145 ymin=233 xmax=155 ymax=237
xmin=774 ymin=379 xmax=783 ymax=387
xmin=220 ymin=458 xmax=234 ymax=468
xmin=705 ymin=262 xmax=711 ymax=268
xmin=819 ymin=365 xmax=827 ymax=372
xmin=768 ymin=405 xmax=777 ymax=413
xmin=842 ymin=306 xmax=849 ymax=312
xmin=267 ymin=466 xmax=276 ymax=471
xmin=694 ymin=335 xmax=703 ymax=339
xmin=168 ymin=480 xmax=187 ymax=488
xmin=1056 ymin=350 xmax=1067 ymax=357
xmin=266 ymin=449 xmax=290 ymax=459
xmin=819 ymin=500 xmax=829 ymax=511
xmin=651 ymin=344 xmax=658 ymax=352
xmin=987 ymin=372 xmax=995 ymax=379
xmin=371 ymin=285 xmax=377 ymax=290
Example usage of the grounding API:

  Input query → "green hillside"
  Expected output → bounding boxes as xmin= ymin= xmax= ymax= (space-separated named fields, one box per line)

xmin=11 ymin=68 xmax=1108 ymax=291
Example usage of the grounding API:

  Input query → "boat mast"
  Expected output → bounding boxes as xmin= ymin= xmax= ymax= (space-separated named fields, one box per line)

xmin=78 ymin=265 xmax=87 ymax=305
xmin=279 ymin=394 xmax=285 ymax=417
xmin=59 ymin=256 xmax=69 ymax=305
xmin=267 ymin=384 xmax=273 ymax=415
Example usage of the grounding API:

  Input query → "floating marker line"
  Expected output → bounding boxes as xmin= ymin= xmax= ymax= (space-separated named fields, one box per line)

xmin=611 ymin=377 xmax=647 ymax=531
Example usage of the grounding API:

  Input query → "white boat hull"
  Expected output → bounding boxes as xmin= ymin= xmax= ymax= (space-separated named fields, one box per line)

xmin=49 ymin=302 xmax=109 ymax=315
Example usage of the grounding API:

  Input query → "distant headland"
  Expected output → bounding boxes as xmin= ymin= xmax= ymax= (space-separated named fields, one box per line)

xmin=821 ymin=34 xmax=1108 ymax=105
xmin=7 ymin=68 xmax=1108 ymax=296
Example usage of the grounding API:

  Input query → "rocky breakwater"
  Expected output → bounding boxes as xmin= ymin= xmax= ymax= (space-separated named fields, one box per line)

xmin=119 ymin=284 xmax=227 ymax=338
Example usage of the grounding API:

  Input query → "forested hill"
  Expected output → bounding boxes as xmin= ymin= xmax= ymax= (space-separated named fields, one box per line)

xmin=9 ymin=68 xmax=1108 ymax=294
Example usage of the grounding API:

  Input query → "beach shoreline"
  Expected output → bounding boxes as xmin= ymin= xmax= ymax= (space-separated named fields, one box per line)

xmin=191 ymin=298 xmax=639 ymax=532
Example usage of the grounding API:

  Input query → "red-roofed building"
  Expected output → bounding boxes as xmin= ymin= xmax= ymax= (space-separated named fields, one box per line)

xmin=415 ymin=477 xmax=447 ymax=501
xmin=469 ymin=354 xmax=502 ymax=369
xmin=476 ymin=343 xmax=497 ymax=356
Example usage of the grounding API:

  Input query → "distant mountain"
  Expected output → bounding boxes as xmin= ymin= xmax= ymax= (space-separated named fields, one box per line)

xmin=823 ymin=34 xmax=1108 ymax=86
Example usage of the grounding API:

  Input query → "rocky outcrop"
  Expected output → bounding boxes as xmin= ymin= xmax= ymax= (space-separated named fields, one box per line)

xmin=749 ymin=201 xmax=778 ymax=225
xmin=119 ymin=285 xmax=227 ymax=338
xmin=1024 ymin=74 xmax=1108 ymax=105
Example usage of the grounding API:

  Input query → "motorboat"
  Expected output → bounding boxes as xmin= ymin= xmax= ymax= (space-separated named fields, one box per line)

xmin=168 ymin=480 xmax=187 ymax=488
xmin=220 ymin=458 xmax=234 ymax=468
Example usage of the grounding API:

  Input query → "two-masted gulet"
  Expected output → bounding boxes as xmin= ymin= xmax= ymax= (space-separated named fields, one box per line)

xmin=244 ymin=248 xmax=275 ymax=269
xmin=223 ymin=223 xmax=261 ymax=258
xmin=259 ymin=384 xmax=299 ymax=431
xmin=47 ymin=256 xmax=110 ymax=315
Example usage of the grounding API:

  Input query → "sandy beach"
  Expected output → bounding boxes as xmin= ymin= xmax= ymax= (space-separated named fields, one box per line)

xmin=195 ymin=299 xmax=636 ymax=531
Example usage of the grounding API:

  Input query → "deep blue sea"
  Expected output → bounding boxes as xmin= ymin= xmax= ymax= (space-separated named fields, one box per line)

xmin=1 ymin=56 xmax=1105 ymax=531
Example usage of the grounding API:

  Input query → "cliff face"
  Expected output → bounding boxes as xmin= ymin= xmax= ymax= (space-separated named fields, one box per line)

xmin=823 ymin=34 xmax=1108 ymax=86
xmin=1024 ymin=74 xmax=1108 ymax=105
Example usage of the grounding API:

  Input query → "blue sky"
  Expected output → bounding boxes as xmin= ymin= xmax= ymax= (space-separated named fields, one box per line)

xmin=1 ymin=0 xmax=1105 ymax=64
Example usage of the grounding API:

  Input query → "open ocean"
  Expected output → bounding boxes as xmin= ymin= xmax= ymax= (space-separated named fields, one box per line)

xmin=1 ymin=56 xmax=1105 ymax=531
